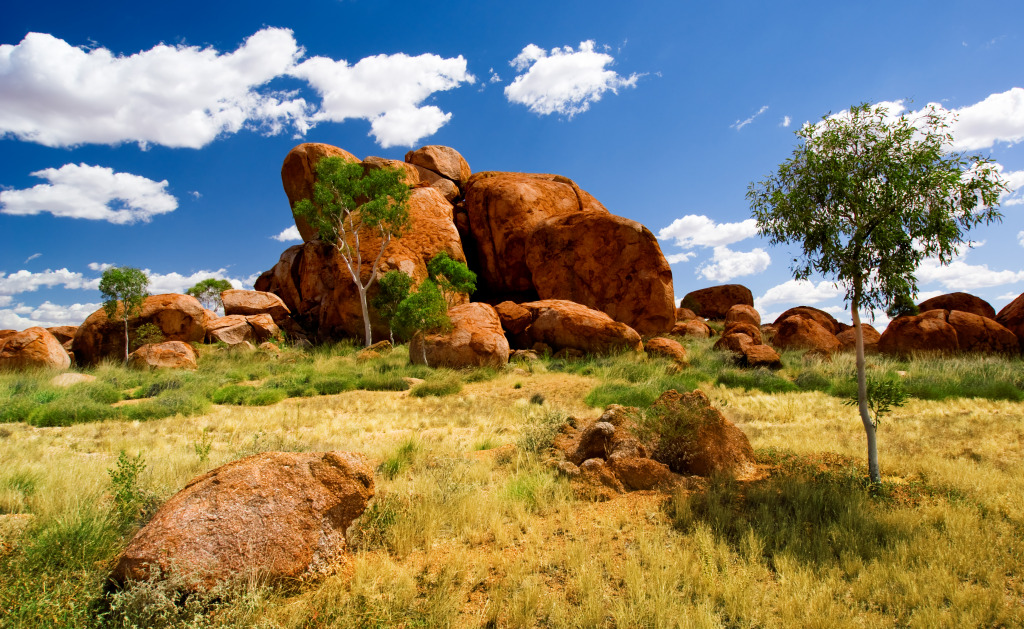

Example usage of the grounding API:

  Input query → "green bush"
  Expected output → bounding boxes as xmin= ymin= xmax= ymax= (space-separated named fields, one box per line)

xmin=26 ymin=398 xmax=116 ymax=427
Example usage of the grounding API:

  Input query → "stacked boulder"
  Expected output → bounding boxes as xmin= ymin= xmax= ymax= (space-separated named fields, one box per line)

xmin=714 ymin=304 xmax=782 ymax=368
xmin=878 ymin=307 xmax=1018 ymax=356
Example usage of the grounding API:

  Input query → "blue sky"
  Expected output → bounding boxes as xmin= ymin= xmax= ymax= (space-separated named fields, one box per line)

xmin=2 ymin=0 xmax=1023 ymax=331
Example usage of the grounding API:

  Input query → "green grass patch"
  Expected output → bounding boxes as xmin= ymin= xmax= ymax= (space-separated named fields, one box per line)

xmin=410 ymin=372 xmax=463 ymax=397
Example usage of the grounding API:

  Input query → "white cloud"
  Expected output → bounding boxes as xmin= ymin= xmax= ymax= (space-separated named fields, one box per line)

xmin=0 ymin=163 xmax=177 ymax=224
xmin=143 ymin=268 xmax=250 ymax=294
xmin=504 ymin=40 xmax=640 ymax=117
xmin=0 ymin=301 xmax=102 ymax=329
xmin=88 ymin=262 xmax=114 ymax=272
xmin=756 ymin=279 xmax=843 ymax=307
xmin=946 ymin=87 xmax=1024 ymax=151
xmin=23 ymin=253 xmax=40 ymax=263
xmin=997 ymin=291 xmax=1021 ymax=301
xmin=781 ymin=116 xmax=792 ymax=128
xmin=731 ymin=105 xmax=768 ymax=131
xmin=0 ymin=28 xmax=307 ymax=149
xmin=915 ymin=290 xmax=944 ymax=303
xmin=1018 ymin=230 xmax=1024 ymax=247
xmin=272 ymin=225 xmax=302 ymax=242
xmin=0 ymin=268 xmax=98 ymax=296
xmin=190 ymin=191 xmax=202 ymax=199
xmin=697 ymin=246 xmax=770 ymax=282
xmin=997 ymin=167 xmax=1024 ymax=206
xmin=658 ymin=215 xmax=759 ymax=249
xmin=292 ymin=51 xmax=474 ymax=148
xmin=665 ymin=252 xmax=697 ymax=264
xmin=916 ymin=252 xmax=1024 ymax=290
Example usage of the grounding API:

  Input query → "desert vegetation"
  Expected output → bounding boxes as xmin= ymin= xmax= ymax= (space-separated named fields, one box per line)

xmin=2 ymin=336 xmax=1023 ymax=628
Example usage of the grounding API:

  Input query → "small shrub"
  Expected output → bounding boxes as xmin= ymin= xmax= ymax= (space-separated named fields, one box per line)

xmin=378 ymin=437 xmax=421 ymax=479
xmin=517 ymin=408 xmax=567 ymax=454
xmin=108 ymin=450 xmax=149 ymax=525
xmin=193 ymin=429 xmax=213 ymax=463
xmin=357 ymin=373 xmax=410 ymax=391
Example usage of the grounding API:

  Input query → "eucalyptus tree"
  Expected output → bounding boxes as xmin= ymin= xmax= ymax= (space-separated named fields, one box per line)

xmin=99 ymin=266 xmax=150 ymax=362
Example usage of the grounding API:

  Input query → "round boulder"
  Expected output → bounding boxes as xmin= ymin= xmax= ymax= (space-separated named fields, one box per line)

xmin=513 ymin=300 xmax=643 ymax=355
xmin=404 ymin=145 xmax=472 ymax=187
xmin=410 ymin=303 xmax=510 ymax=368
xmin=918 ymin=292 xmax=995 ymax=320
xmin=128 ymin=341 xmax=198 ymax=370
xmin=773 ymin=306 xmax=842 ymax=334
xmin=644 ymin=337 xmax=688 ymax=364
xmin=724 ymin=304 xmax=761 ymax=327
xmin=282 ymin=143 xmax=361 ymax=242
xmin=0 ymin=327 xmax=70 ymax=370
xmin=774 ymin=315 xmax=841 ymax=354
xmin=996 ymin=293 xmax=1024 ymax=352
xmin=947 ymin=310 xmax=1018 ymax=354
xmin=877 ymin=310 xmax=959 ymax=356
xmin=679 ymin=285 xmax=753 ymax=320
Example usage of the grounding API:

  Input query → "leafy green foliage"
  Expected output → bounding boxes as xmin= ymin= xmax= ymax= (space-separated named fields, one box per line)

xmin=185 ymin=277 xmax=233 ymax=310
xmin=844 ymin=373 xmax=909 ymax=428
xmin=108 ymin=450 xmax=148 ymax=524
xmin=372 ymin=269 xmax=413 ymax=342
xmin=292 ymin=157 xmax=411 ymax=346
xmin=99 ymin=266 xmax=150 ymax=363
xmin=393 ymin=279 xmax=451 ymax=360
xmin=886 ymin=292 xmax=920 ymax=319
xmin=130 ymin=322 xmax=165 ymax=351
xmin=427 ymin=250 xmax=477 ymax=307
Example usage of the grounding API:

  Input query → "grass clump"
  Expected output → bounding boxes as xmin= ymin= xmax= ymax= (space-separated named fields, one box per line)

xmin=409 ymin=371 xmax=463 ymax=397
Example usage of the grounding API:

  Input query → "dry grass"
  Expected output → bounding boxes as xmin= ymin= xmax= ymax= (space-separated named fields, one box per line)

xmin=2 ymin=357 xmax=1023 ymax=627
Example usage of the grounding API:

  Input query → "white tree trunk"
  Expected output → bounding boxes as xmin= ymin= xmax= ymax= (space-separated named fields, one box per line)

xmin=123 ymin=318 xmax=130 ymax=363
xmin=851 ymin=299 xmax=880 ymax=483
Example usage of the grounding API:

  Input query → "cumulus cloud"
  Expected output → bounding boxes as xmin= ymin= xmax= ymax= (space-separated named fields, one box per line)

xmin=272 ymin=225 xmax=302 ymax=242
xmin=0 ymin=28 xmax=307 ymax=148
xmin=781 ymin=116 xmax=792 ymax=128
xmin=0 ymin=163 xmax=177 ymax=224
xmin=1018 ymin=230 xmax=1024 ymax=247
xmin=658 ymin=215 xmax=759 ymax=249
xmin=0 ymin=301 xmax=102 ymax=329
xmin=292 ymin=52 xmax=474 ymax=147
xmin=665 ymin=252 xmax=697 ymax=264
xmin=731 ymin=105 xmax=768 ymax=131
xmin=143 ymin=268 xmax=249 ymax=294
xmin=916 ymin=251 xmax=1024 ymax=290
xmin=756 ymin=279 xmax=843 ymax=307
xmin=998 ymin=167 xmax=1024 ymax=206
xmin=696 ymin=246 xmax=770 ymax=282
xmin=0 ymin=268 xmax=98 ymax=296
xmin=504 ymin=40 xmax=640 ymax=117
xmin=88 ymin=262 xmax=114 ymax=272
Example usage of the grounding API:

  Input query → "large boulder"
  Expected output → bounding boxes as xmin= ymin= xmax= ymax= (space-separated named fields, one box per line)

xmin=404 ymin=145 xmax=472 ymax=188
xmin=670 ymin=319 xmax=713 ymax=338
xmin=205 ymin=315 xmax=254 ymax=345
xmin=0 ymin=327 xmax=70 ymax=370
xmin=72 ymin=294 xmax=208 ymax=366
xmin=127 ymin=341 xmax=198 ymax=370
xmin=774 ymin=315 xmax=841 ymax=354
xmin=410 ymin=303 xmax=510 ymax=368
xmin=221 ymin=290 xmax=291 ymax=322
xmin=513 ymin=300 xmax=643 ymax=355
xmin=281 ymin=143 xmax=360 ymax=242
xmin=644 ymin=337 xmax=688 ymax=364
xmin=46 ymin=326 xmax=77 ymax=350
xmin=877 ymin=310 xmax=959 ymax=356
xmin=363 ymin=155 xmax=460 ymax=203
xmin=946 ymin=310 xmax=1018 ymax=354
xmin=724 ymin=304 xmax=761 ymax=327
xmin=918 ymin=292 xmax=995 ymax=320
xmin=494 ymin=301 xmax=533 ymax=335
xmin=110 ymin=451 xmax=374 ymax=591
xmin=679 ymin=285 xmax=753 ymax=320
xmin=996 ymin=293 xmax=1024 ymax=351
xmin=835 ymin=324 xmax=881 ymax=352
xmin=646 ymin=390 xmax=755 ymax=477
xmin=773 ymin=306 xmax=843 ymax=335
xmin=255 ymin=186 xmax=466 ymax=342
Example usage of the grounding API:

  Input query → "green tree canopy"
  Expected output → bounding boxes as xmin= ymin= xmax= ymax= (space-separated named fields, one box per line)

xmin=99 ymin=267 xmax=150 ymax=362
xmin=293 ymin=158 xmax=411 ymax=346
xmin=427 ymin=251 xmax=477 ymax=307
xmin=392 ymin=279 xmax=450 ymax=366
xmin=186 ymin=278 xmax=233 ymax=311
xmin=371 ymin=269 xmax=414 ymax=343
xmin=748 ymin=102 xmax=1007 ymax=483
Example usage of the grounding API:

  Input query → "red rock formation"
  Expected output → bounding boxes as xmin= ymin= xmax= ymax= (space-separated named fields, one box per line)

xmin=0 ymin=327 xmax=70 ymax=370
xmin=740 ymin=344 xmax=783 ymax=369
xmin=646 ymin=390 xmax=755 ymax=477
xmin=205 ymin=315 xmax=254 ymax=345
xmin=281 ymin=143 xmax=361 ymax=242
xmin=671 ymin=319 xmax=713 ymax=338
xmin=877 ymin=310 xmax=959 ymax=356
xmin=73 ymin=294 xmax=208 ymax=365
xmin=222 ymin=290 xmax=291 ymax=322
xmin=725 ymin=304 xmax=761 ymax=327
xmin=404 ymin=145 xmax=472 ymax=187
xmin=722 ymin=321 xmax=763 ymax=345
xmin=493 ymin=301 xmax=532 ymax=335
xmin=918 ymin=292 xmax=995 ymax=319
xmin=127 ymin=341 xmax=198 ymax=370
xmin=774 ymin=315 xmax=841 ymax=353
xmin=513 ymin=300 xmax=643 ymax=355
xmin=835 ymin=324 xmax=880 ymax=351
xmin=679 ymin=285 xmax=753 ymax=320
xmin=675 ymin=307 xmax=699 ymax=322
xmin=714 ymin=332 xmax=754 ymax=354
xmin=410 ymin=303 xmax=510 ymax=368
xmin=644 ymin=337 xmax=688 ymax=364
xmin=947 ymin=310 xmax=1018 ymax=354
xmin=996 ymin=293 xmax=1024 ymax=351
xmin=45 ymin=326 xmax=77 ymax=350
xmin=110 ymin=451 xmax=373 ymax=591
xmin=363 ymin=156 xmax=460 ymax=202
xmin=773 ymin=306 xmax=843 ymax=334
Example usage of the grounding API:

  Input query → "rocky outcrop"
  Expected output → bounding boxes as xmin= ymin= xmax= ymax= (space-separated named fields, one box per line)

xmin=996 ymin=293 xmax=1024 ymax=352
xmin=255 ymin=186 xmax=466 ymax=342
xmin=205 ymin=314 xmax=280 ymax=345
xmin=363 ymin=156 xmax=461 ymax=203
xmin=773 ymin=306 xmax=843 ymax=335
xmin=646 ymin=390 xmax=755 ymax=477
xmin=46 ymin=326 xmax=77 ymax=350
xmin=127 ymin=341 xmax=198 ymax=370
xmin=877 ymin=310 xmax=959 ymax=356
xmin=724 ymin=304 xmax=760 ymax=327
xmin=740 ymin=343 xmax=783 ymax=369
xmin=282 ymin=143 xmax=361 ymax=242
xmin=721 ymin=321 xmax=763 ymax=344
xmin=222 ymin=290 xmax=291 ymax=322
xmin=494 ymin=301 xmax=533 ymax=335
xmin=670 ymin=319 xmax=713 ymax=338
xmin=0 ymin=327 xmax=70 ymax=370
xmin=918 ymin=292 xmax=995 ymax=319
xmin=110 ymin=451 xmax=374 ymax=591
xmin=946 ymin=310 xmax=1017 ymax=354
xmin=836 ymin=324 xmax=881 ymax=352
xmin=679 ymin=285 xmax=753 ymax=320
xmin=644 ymin=337 xmax=687 ymax=364
xmin=410 ymin=303 xmax=510 ymax=368
xmin=404 ymin=145 xmax=472 ymax=188
xmin=511 ymin=300 xmax=643 ymax=355
xmin=774 ymin=315 xmax=841 ymax=354
xmin=72 ymin=294 xmax=208 ymax=366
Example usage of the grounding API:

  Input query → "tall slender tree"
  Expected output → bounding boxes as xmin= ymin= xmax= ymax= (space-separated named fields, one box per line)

xmin=749 ymin=103 xmax=1007 ymax=483
xmin=99 ymin=267 xmax=150 ymax=363
xmin=186 ymin=278 xmax=233 ymax=311
xmin=293 ymin=157 xmax=410 ymax=346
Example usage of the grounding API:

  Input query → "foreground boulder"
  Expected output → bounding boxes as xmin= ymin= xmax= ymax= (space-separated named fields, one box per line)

xmin=512 ymin=300 xmax=643 ymax=355
xmin=918 ymin=292 xmax=995 ymax=319
xmin=644 ymin=337 xmax=688 ymax=364
xmin=679 ymin=285 xmax=753 ymax=320
xmin=110 ymin=451 xmax=374 ymax=591
xmin=0 ymin=327 xmax=70 ymax=370
xmin=947 ymin=310 xmax=1018 ymax=354
xmin=877 ymin=310 xmax=959 ymax=356
xmin=996 ymin=293 xmax=1024 ymax=352
xmin=774 ymin=315 xmax=841 ymax=354
xmin=127 ymin=341 xmax=198 ymax=370
xmin=73 ymin=294 xmax=208 ymax=366
xmin=410 ymin=303 xmax=510 ymax=368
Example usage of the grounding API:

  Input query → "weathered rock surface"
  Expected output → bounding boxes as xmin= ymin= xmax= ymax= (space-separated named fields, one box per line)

xmin=947 ymin=310 xmax=1018 ymax=354
xmin=0 ymin=327 xmax=70 ymax=370
xmin=877 ymin=310 xmax=959 ymax=356
xmin=512 ymin=300 xmax=643 ymax=355
xmin=245 ymin=314 xmax=280 ymax=342
xmin=722 ymin=321 xmax=763 ymax=345
xmin=645 ymin=390 xmax=755 ymax=477
xmin=644 ymin=337 xmax=688 ymax=364
xmin=774 ymin=315 xmax=841 ymax=354
xmin=773 ymin=306 xmax=843 ymax=335
xmin=410 ymin=303 xmax=510 ymax=368
xmin=222 ymin=290 xmax=291 ymax=323
xmin=282 ymin=143 xmax=360 ymax=242
xmin=363 ymin=156 xmax=461 ymax=202
xmin=405 ymin=145 xmax=472 ymax=187
xmin=679 ymin=285 xmax=753 ymax=320
xmin=996 ymin=293 xmax=1024 ymax=352
xmin=73 ymin=294 xmax=208 ymax=366
xmin=670 ymin=319 xmax=713 ymax=338
xmin=918 ymin=292 xmax=996 ymax=320
xmin=46 ymin=326 xmax=77 ymax=349
xmin=835 ymin=324 xmax=881 ymax=352
xmin=739 ymin=344 xmax=783 ymax=369
xmin=110 ymin=451 xmax=374 ymax=591
xmin=675 ymin=307 xmax=700 ymax=322
xmin=205 ymin=315 xmax=254 ymax=345
xmin=494 ymin=301 xmax=533 ymax=335
xmin=255 ymin=186 xmax=466 ymax=342
xmin=714 ymin=332 xmax=754 ymax=354
xmin=127 ymin=341 xmax=198 ymax=370
xmin=724 ymin=304 xmax=761 ymax=327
